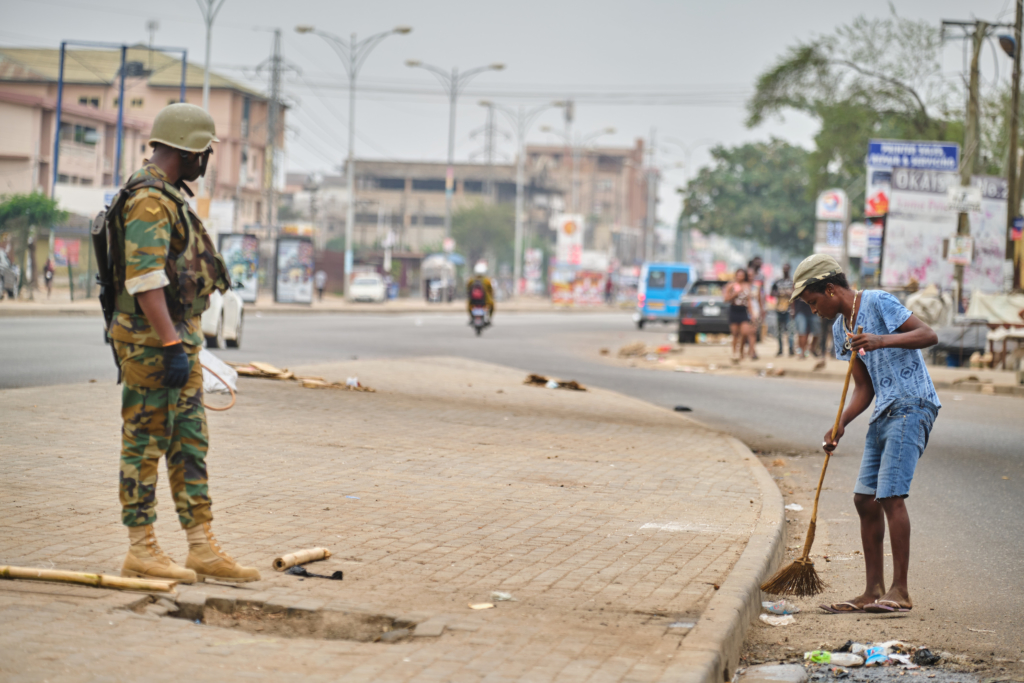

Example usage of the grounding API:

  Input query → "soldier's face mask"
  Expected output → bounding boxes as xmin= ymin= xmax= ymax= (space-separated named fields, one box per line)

xmin=178 ymin=148 xmax=213 ymax=182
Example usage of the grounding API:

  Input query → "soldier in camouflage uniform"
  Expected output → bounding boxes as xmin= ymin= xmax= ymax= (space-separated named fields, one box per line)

xmin=111 ymin=103 xmax=259 ymax=584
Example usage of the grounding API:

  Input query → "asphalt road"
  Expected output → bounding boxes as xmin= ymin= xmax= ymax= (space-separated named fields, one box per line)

xmin=2 ymin=312 xmax=1022 ymax=648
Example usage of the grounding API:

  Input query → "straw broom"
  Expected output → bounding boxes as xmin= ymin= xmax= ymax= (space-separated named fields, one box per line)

xmin=760 ymin=326 xmax=862 ymax=597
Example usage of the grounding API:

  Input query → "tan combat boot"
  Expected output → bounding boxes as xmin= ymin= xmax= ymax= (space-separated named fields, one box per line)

xmin=122 ymin=524 xmax=197 ymax=583
xmin=185 ymin=522 xmax=260 ymax=583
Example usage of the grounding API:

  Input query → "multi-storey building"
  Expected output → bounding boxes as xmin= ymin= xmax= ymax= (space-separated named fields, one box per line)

xmin=0 ymin=45 xmax=281 ymax=230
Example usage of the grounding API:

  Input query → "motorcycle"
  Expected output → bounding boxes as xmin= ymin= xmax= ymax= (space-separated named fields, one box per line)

xmin=470 ymin=305 xmax=490 ymax=336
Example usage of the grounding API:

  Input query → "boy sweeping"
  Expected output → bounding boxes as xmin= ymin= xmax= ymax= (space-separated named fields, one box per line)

xmin=790 ymin=255 xmax=939 ymax=614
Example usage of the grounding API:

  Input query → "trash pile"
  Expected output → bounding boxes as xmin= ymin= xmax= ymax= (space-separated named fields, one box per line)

xmin=523 ymin=374 xmax=587 ymax=391
xmin=802 ymin=641 xmax=948 ymax=674
xmin=227 ymin=361 xmax=375 ymax=392
xmin=617 ymin=342 xmax=648 ymax=358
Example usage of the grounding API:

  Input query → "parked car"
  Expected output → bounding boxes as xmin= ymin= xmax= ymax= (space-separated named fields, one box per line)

xmin=634 ymin=262 xmax=695 ymax=329
xmin=0 ymin=250 xmax=20 ymax=300
xmin=348 ymin=272 xmax=387 ymax=303
xmin=202 ymin=289 xmax=244 ymax=348
xmin=677 ymin=279 xmax=731 ymax=343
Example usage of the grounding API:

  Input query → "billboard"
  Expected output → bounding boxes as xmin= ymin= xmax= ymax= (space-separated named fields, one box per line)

xmin=218 ymin=234 xmax=260 ymax=303
xmin=865 ymin=140 xmax=959 ymax=217
xmin=274 ymin=236 xmax=314 ymax=304
xmin=882 ymin=169 xmax=1006 ymax=292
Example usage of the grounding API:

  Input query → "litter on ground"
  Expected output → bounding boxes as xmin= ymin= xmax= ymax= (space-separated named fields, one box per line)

xmin=523 ymin=374 xmax=587 ymax=391
xmin=468 ymin=603 xmax=494 ymax=610
xmin=784 ymin=504 xmax=804 ymax=512
xmin=228 ymin=361 xmax=376 ymax=392
xmin=759 ymin=614 xmax=795 ymax=626
xmin=762 ymin=599 xmax=800 ymax=615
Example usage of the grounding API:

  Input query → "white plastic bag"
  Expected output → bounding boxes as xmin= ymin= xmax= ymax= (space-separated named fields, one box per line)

xmin=200 ymin=349 xmax=238 ymax=394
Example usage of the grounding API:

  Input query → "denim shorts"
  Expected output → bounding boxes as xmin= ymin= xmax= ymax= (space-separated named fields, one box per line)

xmin=855 ymin=398 xmax=938 ymax=499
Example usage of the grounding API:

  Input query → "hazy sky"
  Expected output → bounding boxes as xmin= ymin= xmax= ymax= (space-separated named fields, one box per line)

xmin=2 ymin=0 xmax=1012 ymax=223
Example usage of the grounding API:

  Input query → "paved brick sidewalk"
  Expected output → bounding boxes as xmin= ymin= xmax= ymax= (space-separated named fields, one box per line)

xmin=0 ymin=357 xmax=777 ymax=682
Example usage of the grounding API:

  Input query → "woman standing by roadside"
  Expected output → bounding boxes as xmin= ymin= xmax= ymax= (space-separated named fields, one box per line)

xmin=724 ymin=267 xmax=757 ymax=361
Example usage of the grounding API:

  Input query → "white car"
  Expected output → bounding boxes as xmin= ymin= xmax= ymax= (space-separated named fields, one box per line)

xmin=348 ymin=273 xmax=387 ymax=303
xmin=201 ymin=289 xmax=244 ymax=348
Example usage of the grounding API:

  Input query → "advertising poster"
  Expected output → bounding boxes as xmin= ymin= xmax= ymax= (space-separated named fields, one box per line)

xmin=573 ymin=270 xmax=606 ymax=305
xmin=53 ymin=238 xmax=80 ymax=267
xmin=963 ymin=176 xmax=1008 ymax=293
xmin=549 ymin=266 xmax=574 ymax=305
xmin=864 ymin=219 xmax=884 ymax=266
xmin=274 ymin=237 xmax=314 ymax=304
xmin=219 ymin=234 xmax=260 ymax=303
xmin=865 ymin=140 xmax=959 ymax=217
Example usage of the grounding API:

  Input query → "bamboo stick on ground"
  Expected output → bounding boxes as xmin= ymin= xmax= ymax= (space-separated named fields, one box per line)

xmin=0 ymin=565 xmax=177 ymax=592
xmin=272 ymin=547 xmax=332 ymax=572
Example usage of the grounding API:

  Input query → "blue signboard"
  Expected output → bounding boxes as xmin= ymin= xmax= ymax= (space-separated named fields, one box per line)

xmin=867 ymin=140 xmax=959 ymax=172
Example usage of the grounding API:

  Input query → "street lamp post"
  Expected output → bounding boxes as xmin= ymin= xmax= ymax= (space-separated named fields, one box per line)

xmin=296 ymin=24 xmax=411 ymax=298
xmin=195 ymin=0 xmax=226 ymax=197
xmin=478 ymin=100 xmax=563 ymax=294
xmin=406 ymin=60 xmax=505 ymax=238
xmin=663 ymin=137 xmax=715 ymax=262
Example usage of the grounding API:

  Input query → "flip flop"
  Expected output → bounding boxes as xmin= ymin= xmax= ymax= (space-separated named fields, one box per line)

xmin=864 ymin=600 xmax=912 ymax=613
xmin=819 ymin=602 xmax=867 ymax=614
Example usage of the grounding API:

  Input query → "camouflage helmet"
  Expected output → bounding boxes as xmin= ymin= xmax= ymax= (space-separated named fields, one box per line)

xmin=148 ymin=103 xmax=219 ymax=153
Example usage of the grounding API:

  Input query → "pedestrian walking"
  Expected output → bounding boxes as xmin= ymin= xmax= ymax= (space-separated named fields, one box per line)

xmin=793 ymin=297 xmax=814 ymax=359
xmin=724 ymin=267 xmax=756 ymax=361
xmin=43 ymin=257 xmax=54 ymax=299
xmin=314 ymin=269 xmax=327 ymax=301
xmin=106 ymin=103 xmax=259 ymax=585
xmin=770 ymin=263 xmax=795 ymax=357
xmin=791 ymin=254 xmax=939 ymax=615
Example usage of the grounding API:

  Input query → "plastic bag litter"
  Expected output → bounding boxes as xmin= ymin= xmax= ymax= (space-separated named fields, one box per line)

xmin=545 ymin=380 xmax=560 ymax=389
xmin=200 ymin=349 xmax=238 ymax=394
xmin=888 ymin=654 xmax=918 ymax=669
xmin=490 ymin=591 xmax=516 ymax=602
xmin=762 ymin=600 xmax=800 ymax=615
xmin=784 ymin=504 xmax=804 ymax=512
xmin=863 ymin=646 xmax=888 ymax=666
xmin=759 ymin=614 xmax=794 ymax=626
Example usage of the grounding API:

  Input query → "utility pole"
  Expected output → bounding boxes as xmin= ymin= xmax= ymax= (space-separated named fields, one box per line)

xmin=1009 ymin=1 xmax=1024 ymax=290
xmin=944 ymin=18 xmax=1013 ymax=302
xmin=645 ymin=128 xmax=657 ymax=263
xmin=196 ymin=0 xmax=226 ymax=197
xmin=263 ymin=29 xmax=283 ymax=229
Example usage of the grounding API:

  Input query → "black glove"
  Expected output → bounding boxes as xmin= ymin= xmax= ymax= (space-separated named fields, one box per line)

xmin=162 ymin=342 xmax=191 ymax=389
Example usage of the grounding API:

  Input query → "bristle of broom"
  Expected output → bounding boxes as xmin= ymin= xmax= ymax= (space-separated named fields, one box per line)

xmin=759 ymin=558 xmax=826 ymax=597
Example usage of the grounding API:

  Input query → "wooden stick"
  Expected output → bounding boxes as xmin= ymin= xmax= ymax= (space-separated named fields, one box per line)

xmin=799 ymin=326 xmax=862 ymax=561
xmin=0 ymin=565 xmax=177 ymax=592
xmin=272 ymin=547 xmax=332 ymax=572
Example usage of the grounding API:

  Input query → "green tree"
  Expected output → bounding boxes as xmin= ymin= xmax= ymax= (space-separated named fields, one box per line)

xmin=451 ymin=202 xmax=514 ymax=266
xmin=0 ymin=193 xmax=67 ymax=298
xmin=678 ymin=139 xmax=815 ymax=253
xmin=747 ymin=6 xmax=961 ymax=209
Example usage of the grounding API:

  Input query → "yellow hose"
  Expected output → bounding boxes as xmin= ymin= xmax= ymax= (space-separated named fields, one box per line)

xmin=200 ymin=363 xmax=237 ymax=411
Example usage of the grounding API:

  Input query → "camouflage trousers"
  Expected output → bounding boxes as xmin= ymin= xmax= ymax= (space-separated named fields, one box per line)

xmin=114 ymin=341 xmax=212 ymax=529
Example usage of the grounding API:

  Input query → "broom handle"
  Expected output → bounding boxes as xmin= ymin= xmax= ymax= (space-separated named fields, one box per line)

xmin=801 ymin=325 xmax=862 ymax=560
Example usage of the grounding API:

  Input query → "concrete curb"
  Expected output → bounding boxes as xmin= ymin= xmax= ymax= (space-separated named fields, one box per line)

xmin=762 ymin=366 xmax=1023 ymax=397
xmin=660 ymin=437 xmax=785 ymax=683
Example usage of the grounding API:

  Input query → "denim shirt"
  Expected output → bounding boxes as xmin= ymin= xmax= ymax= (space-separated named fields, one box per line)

xmin=833 ymin=290 xmax=941 ymax=423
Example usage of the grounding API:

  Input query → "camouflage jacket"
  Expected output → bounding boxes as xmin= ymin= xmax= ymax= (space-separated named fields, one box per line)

xmin=109 ymin=163 xmax=229 ymax=348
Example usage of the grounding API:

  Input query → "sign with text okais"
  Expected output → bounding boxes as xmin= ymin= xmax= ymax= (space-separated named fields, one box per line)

xmin=865 ymin=140 xmax=959 ymax=217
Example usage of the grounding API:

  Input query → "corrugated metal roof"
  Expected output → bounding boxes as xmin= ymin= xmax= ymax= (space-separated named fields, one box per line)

xmin=0 ymin=46 xmax=266 ymax=99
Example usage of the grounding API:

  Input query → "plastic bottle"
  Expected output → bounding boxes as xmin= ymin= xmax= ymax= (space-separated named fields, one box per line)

xmin=829 ymin=653 xmax=864 ymax=667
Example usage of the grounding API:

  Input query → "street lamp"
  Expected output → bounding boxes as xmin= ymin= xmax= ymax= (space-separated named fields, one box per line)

xmin=663 ymin=137 xmax=716 ymax=262
xmin=406 ymin=59 xmax=505 ymax=238
xmin=196 ymin=0 xmax=226 ymax=197
xmin=296 ymin=24 xmax=411 ymax=297
xmin=478 ymin=99 xmax=563 ymax=294
xmin=539 ymin=124 xmax=615 ymax=215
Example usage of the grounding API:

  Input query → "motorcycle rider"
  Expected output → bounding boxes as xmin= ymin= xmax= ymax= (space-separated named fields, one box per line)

xmin=466 ymin=262 xmax=494 ymax=324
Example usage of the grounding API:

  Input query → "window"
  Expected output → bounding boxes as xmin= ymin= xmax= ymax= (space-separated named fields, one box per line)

xmin=79 ymin=178 xmax=93 ymax=186
xmin=463 ymin=180 xmax=484 ymax=193
xmin=375 ymin=177 xmax=405 ymax=191
xmin=60 ymin=123 xmax=97 ymax=145
xmin=598 ymin=179 xmax=613 ymax=192
xmin=57 ymin=174 xmax=70 ymax=183
xmin=670 ymin=271 xmax=689 ymax=290
xmin=647 ymin=269 xmax=666 ymax=289
xmin=690 ymin=281 xmax=724 ymax=296
xmin=130 ymin=98 xmax=144 ymax=108
xmin=412 ymin=178 xmax=446 ymax=192
xmin=241 ymin=97 xmax=251 ymax=138
xmin=411 ymin=215 xmax=444 ymax=226
xmin=78 ymin=96 xmax=99 ymax=108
